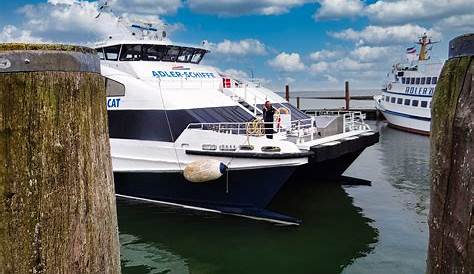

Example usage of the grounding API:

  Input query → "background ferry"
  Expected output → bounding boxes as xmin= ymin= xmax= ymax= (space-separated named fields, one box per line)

xmin=375 ymin=34 xmax=444 ymax=135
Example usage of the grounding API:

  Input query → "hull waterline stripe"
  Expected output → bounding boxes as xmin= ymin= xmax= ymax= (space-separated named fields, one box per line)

xmin=115 ymin=194 xmax=300 ymax=226
xmin=381 ymin=109 xmax=431 ymax=122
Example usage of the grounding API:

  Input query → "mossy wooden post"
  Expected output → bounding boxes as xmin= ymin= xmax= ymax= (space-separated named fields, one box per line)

xmin=0 ymin=44 xmax=120 ymax=273
xmin=427 ymin=34 xmax=474 ymax=274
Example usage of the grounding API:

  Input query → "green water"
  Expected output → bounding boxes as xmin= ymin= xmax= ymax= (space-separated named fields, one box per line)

xmin=117 ymin=121 xmax=430 ymax=274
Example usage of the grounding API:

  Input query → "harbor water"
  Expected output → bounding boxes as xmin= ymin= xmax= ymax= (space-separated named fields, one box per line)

xmin=117 ymin=120 xmax=430 ymax=274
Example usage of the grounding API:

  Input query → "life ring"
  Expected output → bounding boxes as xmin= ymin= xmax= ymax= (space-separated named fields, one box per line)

xmin=261 ymin=146 xmax=281 ymax=152
xmin=275 ymin=107 xmax=289 ymax=128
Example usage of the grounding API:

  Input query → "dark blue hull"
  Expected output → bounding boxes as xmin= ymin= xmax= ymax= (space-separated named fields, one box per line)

xmin=114 ymin=166 xmax=296 ymax=210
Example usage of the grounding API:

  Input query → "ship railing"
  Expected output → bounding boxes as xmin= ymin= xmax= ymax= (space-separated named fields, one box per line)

xmin=342 ymin=111 xmax=371 ymax=132
xmin=186 ymin=117 xmax=317 ymax=141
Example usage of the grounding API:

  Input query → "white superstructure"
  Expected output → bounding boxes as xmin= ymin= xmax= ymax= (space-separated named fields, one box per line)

xmin=375 ymin=34 xmax=444 ymax=135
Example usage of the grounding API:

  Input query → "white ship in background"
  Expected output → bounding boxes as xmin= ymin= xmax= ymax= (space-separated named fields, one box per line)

xmin=375 ymin=34 xmax=444 ymax=135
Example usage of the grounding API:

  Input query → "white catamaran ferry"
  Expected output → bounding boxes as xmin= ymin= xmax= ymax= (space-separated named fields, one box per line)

xmin=375 ymin=34 xmax=444 ymax=135
xmin=96 ymin=19 xmax=379 ymax=224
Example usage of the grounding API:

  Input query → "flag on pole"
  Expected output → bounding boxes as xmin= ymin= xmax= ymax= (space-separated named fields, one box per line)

xmin=406 ymin=46 xmax=416 ymax=54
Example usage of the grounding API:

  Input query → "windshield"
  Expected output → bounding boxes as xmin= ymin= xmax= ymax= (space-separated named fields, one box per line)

xmin=97 ymin=44 xmax=207 ymax=64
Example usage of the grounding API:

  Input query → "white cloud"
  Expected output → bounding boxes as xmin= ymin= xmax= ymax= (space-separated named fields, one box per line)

xmin=0 ymin=25 xmax=42 ymax=43
xmin=365 ymin=0 xmax=474 ymax=24
xmin=350 ymin=46 xmax=392 ymax=62
xmin=268 ymin=52 xmax=305 ymax=72
xmin=310 ymin=61 xmax=329 ymax=73
xmin=309 ymin=49 xmax=343 ymax=61
xmin=330 ymin=24 xmax=440 ymax=46
xmin=434 ymin=14 xmax=474 ymax=34
xmin=214 ymin=39 xmax=266 ymax=55
xmin=223 ymin=68 xmax=249 ymax=79
xmin=7 ymin=1 xmax=182 ymax=44
xmin=314 ymin=0 xmax=364 ymax=20
xmin=109 ymin=0 xmax=182 ymax=15
xmin=187 ymin=0 xmax=310 ymax=16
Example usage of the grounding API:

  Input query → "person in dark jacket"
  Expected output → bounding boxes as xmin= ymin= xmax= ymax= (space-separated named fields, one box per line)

xmin=262 ymin=101 xmax=275 ymax=139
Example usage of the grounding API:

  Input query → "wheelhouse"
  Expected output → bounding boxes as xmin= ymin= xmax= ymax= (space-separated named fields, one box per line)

xmin=96 ymin=43 xmax=208 ymax=64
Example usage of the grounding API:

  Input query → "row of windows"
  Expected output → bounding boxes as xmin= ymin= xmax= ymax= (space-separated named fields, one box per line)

xmin=401 ymin=76 xmax=437 ymax=85
xmin=382 ymin=95 xmax=430 ymax=108
xmin=96 ymin=44 xmax=207 ymax=64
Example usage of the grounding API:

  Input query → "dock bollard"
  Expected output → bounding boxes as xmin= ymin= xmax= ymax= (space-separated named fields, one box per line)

xmin=0 ymin=44 xmax=120 ymax=273
xmin=427 ymin=34 xmax=474 ymax=274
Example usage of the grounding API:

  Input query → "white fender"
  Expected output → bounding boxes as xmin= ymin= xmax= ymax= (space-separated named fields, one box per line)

xmin=183 ymin=159 xmax=227 ymax=183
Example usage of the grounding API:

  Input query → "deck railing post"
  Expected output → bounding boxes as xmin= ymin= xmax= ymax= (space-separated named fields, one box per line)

xmin=345 ymin=81 xmax=350 ymax=110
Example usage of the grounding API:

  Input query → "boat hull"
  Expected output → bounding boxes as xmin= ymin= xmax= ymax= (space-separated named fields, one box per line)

xmin=113 ymin=166 xmax=296 ymax=210
xmin=381 ymin=110 xmax=430 ymax=135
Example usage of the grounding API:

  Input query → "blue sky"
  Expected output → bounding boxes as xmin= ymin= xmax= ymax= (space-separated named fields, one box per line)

xmin=1 ymin=0 xmax=473 ymax=90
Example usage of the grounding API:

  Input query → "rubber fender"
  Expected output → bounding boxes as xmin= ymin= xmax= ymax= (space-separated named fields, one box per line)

xmin=183 ymin=159 xmax=228 ymax=183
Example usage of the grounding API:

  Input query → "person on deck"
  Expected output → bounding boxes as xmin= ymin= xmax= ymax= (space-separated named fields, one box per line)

xmin=262 ymin=101 xmax=275 ymax=139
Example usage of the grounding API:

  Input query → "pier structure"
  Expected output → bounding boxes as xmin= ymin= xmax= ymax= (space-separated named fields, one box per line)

xmin=0 ymin=44 xmax=120 ymax=273
xmin=427 ymin=33 xmax=473 ymax=274
xmin=284 ymin=81 xmax=379 ymax=120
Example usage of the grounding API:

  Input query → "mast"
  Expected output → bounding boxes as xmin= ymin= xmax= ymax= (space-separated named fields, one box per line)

xmin=416 ymin=33 xmax=437 ymax=61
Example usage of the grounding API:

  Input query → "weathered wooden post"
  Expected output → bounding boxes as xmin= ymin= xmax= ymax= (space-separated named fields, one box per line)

xmin=285 ymin=84 xmax=290 ymax=102
xmin=427 ymin=33 xmax=474 ymax=274
xmin=296 ymin=96 xmax=300 ymax=109
xmin=344 ymin=81 xmax=350 ymax=110
xmin=0 ymin=44 xmax=120 ymax=273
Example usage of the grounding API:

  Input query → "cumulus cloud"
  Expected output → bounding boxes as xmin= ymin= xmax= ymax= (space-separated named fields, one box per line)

xmin=268 ymin=52 xmax=305 ymax=72
xmin=314 ymin=0 xmax=364 ymax=20
xmin=109 ymin=0 xmax=182 ymax=15
xmin=309 ymin=49 xmax=343 ymax=61
xmin=187 ymin=0 xmax=310 ymax=16
xmin=213 ymin=39 xmax=267 ymax=55
xmin=0 ymin=25 xmax=42 ymax=43
xmin=350 ymin=46 xmax=392 ymax=62
xmin=330 ymin=24 xmax=440 ymax=46
xmin=310 ymin=61 xmax=329 ymax=73
xmin=223 ymin=68 xmax=249 ymax=79
xmin=365 ymin=0 xmax=473 ymax=24
xmin=4 ymin=0 xmax=182 ymax=44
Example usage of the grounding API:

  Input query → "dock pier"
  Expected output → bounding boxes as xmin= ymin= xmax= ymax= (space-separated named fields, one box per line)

xmin=0 ymin=44 xmax=120 ymax=273
xmin=284 ymin=81 xmax=380 ymax=120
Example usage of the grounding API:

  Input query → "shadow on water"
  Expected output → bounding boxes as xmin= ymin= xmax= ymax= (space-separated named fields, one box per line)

xmin=117 ymin=178 xmax=378 ymax=274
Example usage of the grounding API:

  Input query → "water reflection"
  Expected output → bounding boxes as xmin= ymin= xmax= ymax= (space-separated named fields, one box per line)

xmin=378 ymin=124 xmax=430 ymax=216
xmin=117 ymin=180 xmax=378 ymax=274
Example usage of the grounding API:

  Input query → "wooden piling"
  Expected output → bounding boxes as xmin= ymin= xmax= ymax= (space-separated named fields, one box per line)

xmin=285 ymin=84 xmax=290 ymax=102
xmin=427 ymin=33 xmax=474 ymax=274
xmin=296 ymin=96 xmax=300 ymax=109
xmin=344 ymin=81 xmax=350 ymax=110
xmin=0 ymin=44 xmax=120 ymax=273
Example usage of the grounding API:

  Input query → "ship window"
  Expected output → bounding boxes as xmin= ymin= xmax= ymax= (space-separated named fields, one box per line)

xmin=412 ymin=100 xmax=419 ymax=107
xmin=402 ymin=77 xmax=405 ymax=84
xmin=432 ymin=77 xmax=437 ymax=84
xmin=420 ymin=77 xmax=425 ymax=84
xmin=391 ymin=97 xmax=396 ymax=103
xmin=177 ymin=47 xmax=195 ymax=63
xmin=415 ymin=77 xmax=420 ymax=84
xmin=404 ymin=99 xmax=410 ymax=105
xmin=426 ymin=77 xmax=431 ymax=84
xmin=104 ymin=45 xmax=121 ymax=61
xmin=162 ymin=46 xmax=181 ymax=62
xmin=410 ymin=78 xmax=415 ymax=84
xmin=397 ymin=98 xmax=403 ymax=104
xmin=385 ymin=96 xmax=390 ymax=102
xmin=142 ymin=45 xmax=166 ymax=61
xmin=190 ymin=49 xmax=206 ymax=64
xmin=120 ymin=44 xmax=142 ymax=61
xmin=421 ymin=101 xmax=428 ymax=108
xmin=96 ymin=48 xmax=105 ymax=60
